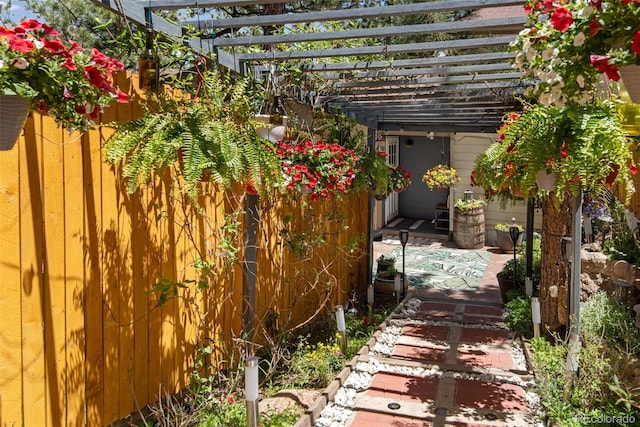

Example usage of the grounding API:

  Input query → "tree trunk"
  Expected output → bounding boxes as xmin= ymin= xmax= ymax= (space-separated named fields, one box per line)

xmin=540 ymin=193 xmax=572 ymax=338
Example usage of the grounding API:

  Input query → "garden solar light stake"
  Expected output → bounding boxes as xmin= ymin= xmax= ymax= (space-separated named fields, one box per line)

xmin=531 ymin=297 xmax=541 ymax=338
xmin=509 ymin=218 xmax=520 ymax=292
xmin=245 ymin=356 xmax=259 ymax=427
xmin=336 ymin=305 xmax=347 ymax=354
xmin=399 ymin=229 xmax=409 ymax=299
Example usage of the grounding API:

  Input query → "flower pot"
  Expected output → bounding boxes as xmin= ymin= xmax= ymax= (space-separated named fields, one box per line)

xmin=495 ymin=228 xmax=523 ymax=254
xmin=620 ymin=65 xmax=640 ymax=104
xmin=0 ymin=95 xmax=31 ymax=151
xmin=497 ymin=275 xmax=516 ymax=304
xmin=535 ymin=170 xmax=557 ymax=191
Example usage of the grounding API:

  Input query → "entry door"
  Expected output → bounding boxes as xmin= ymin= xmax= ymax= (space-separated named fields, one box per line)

xmin=385 ymin=136 xmax=399 ymax=221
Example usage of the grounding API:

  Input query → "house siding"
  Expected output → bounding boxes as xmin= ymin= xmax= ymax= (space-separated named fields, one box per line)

xmin=452 ymin=133 xmax=543 ymax=246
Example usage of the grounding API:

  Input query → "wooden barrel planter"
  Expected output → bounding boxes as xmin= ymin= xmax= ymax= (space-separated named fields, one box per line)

xmin=453 ymin=207 xmax=485 ymax=249
xmin=374 ymin=273 xmax=408 ymax=296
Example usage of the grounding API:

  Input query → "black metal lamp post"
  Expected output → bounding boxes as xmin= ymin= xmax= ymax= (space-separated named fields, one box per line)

xmin=509 ymin=218 xmax=521 ymax=292
xmin=399 ymin=229 xmax=409 ymax=299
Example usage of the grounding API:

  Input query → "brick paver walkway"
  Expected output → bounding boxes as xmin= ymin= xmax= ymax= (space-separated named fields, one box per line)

xmin=302 ymin=238 xmax=539 ymax=427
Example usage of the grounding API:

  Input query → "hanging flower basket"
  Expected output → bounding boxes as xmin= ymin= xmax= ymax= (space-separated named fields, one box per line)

xmin=422 ymin=164 xmax=460 ymax=191
xmin=0 ymin=95 xmax=30 ymax=151
xmin=620 ymin=65 xmax=640 ymax=104
xmin=535 ymin=170 xmax=557 ymax=192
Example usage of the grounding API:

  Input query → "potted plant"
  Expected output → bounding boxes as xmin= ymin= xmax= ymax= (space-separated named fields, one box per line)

xmin=422 ymin=164 xmax=460 ymax=191
xmin=388 ymin=165 xmax=412 ymax=193
xmin=104 ymin=69 xmax=281 ymax=200
xmin=275 ymin=139 xmax=360 ymax=201
xmin=472 ymin=102 xmax=636 ymax=205
xmin=376 ymin=254 xmax=396 ymax=274
xmin=511 ymin=0 xmax=640 ymax=105
xmin=495 ymin=222 xmax=524 ymax=253
xmin=452 ymin=197 xmax=487 ymax=249
xmin=0 ymin=19 xmax=129 ymax=150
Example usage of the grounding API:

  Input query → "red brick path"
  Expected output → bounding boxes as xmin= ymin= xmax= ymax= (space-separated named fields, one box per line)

xmin=343 ymin=247 xmax=533 ymax=427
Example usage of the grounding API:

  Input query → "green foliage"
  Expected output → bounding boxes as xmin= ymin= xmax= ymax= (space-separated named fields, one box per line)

xmin=601 ymin=198 xmax=640 ymax=265
xmin=530 ymin=292 xmax=640 ymax=425
xmin=472 ymin=102 xmax=635 ymax=205
xmin=282 ymin=334 xmax=345 ymax=389
xmin=104 ymin=69 xmax=282 ymax=200
xmin=497 ymin=236 xmax=542 ymax=289
xmin=582 ymin=292 xmax=640 ymax=356
xmin=268 ymin=307 xmax=388 ymax=392
xmin=504 ymin=294 xmax=533 ymax=336
xmin=453 ymin=198 xmax=487 ymax=211
xmin=495 ymin=222 xmax=523 ymax=232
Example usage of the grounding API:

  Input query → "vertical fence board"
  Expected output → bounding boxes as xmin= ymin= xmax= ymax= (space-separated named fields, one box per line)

xmin=0 ymin=133 xmax=23 ymax=425
xmin=132 ymin=189 xmax=149 ymax=409
xmin=115 ymin=152 xmax=135 ymax=419
xmin=160 ymin=182 xmax=177 ymax=395
xmin=41 ymin=121 xmax=68 ymax=426
xmin=146 ymin=177 xmax=164 ymax=403
xmin=63 ymin=133 xmax=87 ymax=426
xmin=19 ymin=116 xmax=46 ymax=426
xmin=84 ymin=128 xmax=104 ymax=425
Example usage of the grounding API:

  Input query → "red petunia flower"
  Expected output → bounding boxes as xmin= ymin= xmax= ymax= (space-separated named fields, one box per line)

xmin=560 ymin=145 xmax=568 ymax=158
xmin=590 ymin=55 xmax=620 ymax=81
xmin=631 ymin=31 xmax=640 ymax=56
xmin=550 ymin=7 xmax=573 ymax=32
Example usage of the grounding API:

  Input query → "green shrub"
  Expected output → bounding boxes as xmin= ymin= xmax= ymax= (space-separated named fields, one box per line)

xmin=530 ymin=292 xmax=640 ymax=426
xmin=497 ymin=236 xmax=542 ymax=289
xmin=504 ymin=294 xmax=533 ymax=336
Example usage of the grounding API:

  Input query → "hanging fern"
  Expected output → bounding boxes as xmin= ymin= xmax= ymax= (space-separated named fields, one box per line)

xmin=103 ymin=70 xmax=282 ymax=200
xmin=472 ymin=101 xmax=636 ymax=205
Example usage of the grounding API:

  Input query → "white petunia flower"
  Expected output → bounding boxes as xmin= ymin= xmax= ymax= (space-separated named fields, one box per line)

xmin=541 ymin=48 xmax=559 ymax=61
xmin=576 ymin=74 xmax=585 ymax=88
xmin=573 ymin=32 xmax=586 ymax=47
xmin=11 ymin=57 xmax=28 ymax=69
xmin=539 ymin=92 xmax=552 ymax=106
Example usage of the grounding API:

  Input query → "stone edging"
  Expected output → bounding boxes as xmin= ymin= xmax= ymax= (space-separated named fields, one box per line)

xmin=292 ymin=318 xmax=392 ymax=427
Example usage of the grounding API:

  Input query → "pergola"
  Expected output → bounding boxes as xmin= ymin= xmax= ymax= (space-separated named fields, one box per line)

xmin=94 ymin=0 xmax=533 ymax=133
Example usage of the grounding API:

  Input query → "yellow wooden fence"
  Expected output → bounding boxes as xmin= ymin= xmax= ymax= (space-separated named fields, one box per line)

xmin=0 ymin=75 xmax=369 ymax=426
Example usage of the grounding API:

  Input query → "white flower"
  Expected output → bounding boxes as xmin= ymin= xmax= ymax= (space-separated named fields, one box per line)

xmin=539 ymin=92 xmax=552 ymax=106
xmin=11 ymin=57 xmax=28 ymax=69
xmin=573 ymin=92 xmax=592 ymax=105
xmin=573 ymin=32 xmax=586 ymax=47
xmin=541 ymin=48 xmax=559 ymax=61
xmin=545 ymin=71 xmax=559 ymax=83
xmin=580 ymin=5 xmax=594 ymax=17
xmin=526 ymin=47 xmax=537 ymax=61
xmin=576 ymin=74 xmax=585 ymax=88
